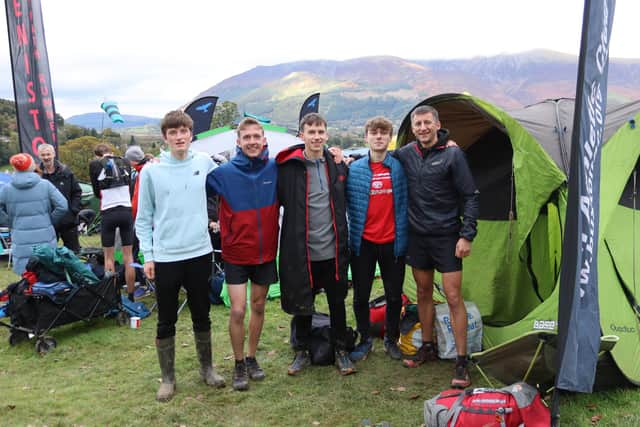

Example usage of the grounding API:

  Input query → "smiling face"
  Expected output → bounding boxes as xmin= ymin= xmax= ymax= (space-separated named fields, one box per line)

xmin=38 ymin=145 xmax=56 ymax=169
xmin=411 ymin=111 xmax=441 ymax=147
xmin=365 ymin=127 xmax=392 ymax=154
xmin=163 ymin=125 xmax=192 ymax=159
xmin=236 ymin=123 xmax=266 ymax=158
xmin=300 ymin=122 xmax=328 ymax=159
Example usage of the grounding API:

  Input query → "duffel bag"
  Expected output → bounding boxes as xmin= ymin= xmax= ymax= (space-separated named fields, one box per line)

xmin=424 ymin=382 xmax=550 ymax=427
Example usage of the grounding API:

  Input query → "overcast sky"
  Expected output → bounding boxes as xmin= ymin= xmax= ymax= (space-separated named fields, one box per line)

xmin=1 ymin=0 xmax=638 ymax=118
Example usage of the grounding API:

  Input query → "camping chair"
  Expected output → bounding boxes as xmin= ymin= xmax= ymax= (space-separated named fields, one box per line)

xmin=0 ymin=227 xmax=12 ymax=269
xmin=177 ymin=249 xmax=222 ymax=315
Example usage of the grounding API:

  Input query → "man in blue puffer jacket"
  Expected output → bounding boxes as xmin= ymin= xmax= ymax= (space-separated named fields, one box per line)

xmin=346 ymin=116 xmax=408 ymax=363
xmin=0 ymin=153 xmax=67 ymax=275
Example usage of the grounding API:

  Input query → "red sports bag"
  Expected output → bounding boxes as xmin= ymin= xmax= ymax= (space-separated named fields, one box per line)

xmin=369 ymin=294 xmax=410 ymax=338
xmin=424 ymin=382 xmax=550 ymax=426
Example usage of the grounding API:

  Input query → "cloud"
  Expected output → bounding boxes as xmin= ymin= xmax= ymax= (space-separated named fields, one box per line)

xmin=0 ymin=0 xmax=638 ymax=118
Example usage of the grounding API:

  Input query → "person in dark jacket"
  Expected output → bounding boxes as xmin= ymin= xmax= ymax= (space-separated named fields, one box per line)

xmin=395 ymin=105 xmax=479 ymax=388
xmin=206 ymin=117 xmax=279 ymax=391
xmin=0 ymin=153 xmax=67 ymax=275
xmin=346 ymin=116 xmax=408 ymax=363
xmin=276 ymin=112 xmax=355 ymax=376
xmin=37 ymin=143 xmax=82 ymax=252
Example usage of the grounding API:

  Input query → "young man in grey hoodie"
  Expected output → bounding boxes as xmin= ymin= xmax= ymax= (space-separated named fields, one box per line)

xmin=136 ymin=110 xmax=224 ymax=402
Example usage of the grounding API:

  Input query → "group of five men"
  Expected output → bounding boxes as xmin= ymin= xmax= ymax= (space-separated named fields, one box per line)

xmin=134 ymin=106 xmax=479 ymax=402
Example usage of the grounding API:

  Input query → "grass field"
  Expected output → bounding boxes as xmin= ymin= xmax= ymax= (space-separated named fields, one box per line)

xmin=0 ymin=244 xmax=639 ymax=426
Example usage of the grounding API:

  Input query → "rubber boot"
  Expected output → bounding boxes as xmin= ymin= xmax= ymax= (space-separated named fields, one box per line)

xmin=156 ymin=337 xmax=176 ymax=402
xmin=194 ymin=330 xmax=225 ymax=388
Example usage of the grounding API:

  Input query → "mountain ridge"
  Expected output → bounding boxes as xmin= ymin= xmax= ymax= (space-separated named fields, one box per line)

xmin=194 ymin=49 xmax=640 ymax=130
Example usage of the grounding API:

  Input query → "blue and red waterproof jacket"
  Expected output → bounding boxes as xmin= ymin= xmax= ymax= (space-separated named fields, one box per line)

xmin=206 ymin=146 xmax=279 ymax=265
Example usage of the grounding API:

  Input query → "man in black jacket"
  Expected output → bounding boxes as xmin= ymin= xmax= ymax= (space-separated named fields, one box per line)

xmin=395 ymin=105 xmax=479 ymax=388
xmin=38 ymin=143 xmax=82 ymax=252
xmin=276 ymin=112 xmax=355 ymax=377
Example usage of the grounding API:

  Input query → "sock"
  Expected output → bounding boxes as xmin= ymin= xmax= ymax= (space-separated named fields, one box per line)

xmin=422 ymin=341 xmax=435 ymax=349
xmin=235 ymin=359 xmax=245 ymax=366
xmin=456 ymin=354 xmax=468 ymax=366
xmin=127 ymin=292 xmax=135 ymax=302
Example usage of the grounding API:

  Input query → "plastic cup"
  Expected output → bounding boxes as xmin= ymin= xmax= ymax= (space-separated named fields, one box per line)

xmin=130 ymin=316 xmax=141 ymax=329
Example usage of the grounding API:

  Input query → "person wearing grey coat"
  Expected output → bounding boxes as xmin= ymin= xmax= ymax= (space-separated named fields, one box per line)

xmin=0 ymin=160 xmax=68 ymax=275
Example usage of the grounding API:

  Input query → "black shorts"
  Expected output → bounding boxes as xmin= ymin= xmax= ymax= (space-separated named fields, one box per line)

xmin=101 ymin=206 xmax=133 ymax=247
xmin=224 ymin=260 xmax=278 ymax=285
xmin=406 ymin=233 xmax=462 ymax=273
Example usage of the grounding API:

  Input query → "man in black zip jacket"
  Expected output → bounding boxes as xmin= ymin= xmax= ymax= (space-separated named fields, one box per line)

xmin=38 ymin=143 xmax=82 ymax=252
xmin=276 ymin=112 xmax=356 ymax=377
xmin=395 ymin=105 xmax=479 ymax=388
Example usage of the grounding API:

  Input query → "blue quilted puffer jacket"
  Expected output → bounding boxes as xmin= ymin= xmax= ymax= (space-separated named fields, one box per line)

xmin=346 ymin=152 xmax=408 ymax=257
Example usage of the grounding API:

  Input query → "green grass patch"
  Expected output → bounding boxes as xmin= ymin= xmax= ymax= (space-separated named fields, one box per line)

xmin=0 ymin=253 xmax=639 ymax=426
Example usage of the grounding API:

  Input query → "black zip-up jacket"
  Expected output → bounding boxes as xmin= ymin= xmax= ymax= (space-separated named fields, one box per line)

xmin=40 ymin=160 xmax=82 ymax=229
xmin=276 ymin=144 xmax=349 ymax=315
xmin=395 ymin=129 xmax=479 ymax=241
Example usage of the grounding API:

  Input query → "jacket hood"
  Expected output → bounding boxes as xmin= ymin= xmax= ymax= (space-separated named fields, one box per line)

xmin=276 ymin=143 xmax=307 ymax=165
xmin=11 ymin=171 xmax=41 ymax=189
xmin=232 ymin=145 xmax=269 ymax=171
xmin=159 ymin=149 xmax=195 ymax=164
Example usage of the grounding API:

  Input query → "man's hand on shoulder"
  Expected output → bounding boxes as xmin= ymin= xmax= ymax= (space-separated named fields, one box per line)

xmin=446 ymin=139 xmax=459 ymax=148
xmin=455 ymin=238 xmax=471 ymax=258
xmin=328 ymin=146 xmax=344 ymax=164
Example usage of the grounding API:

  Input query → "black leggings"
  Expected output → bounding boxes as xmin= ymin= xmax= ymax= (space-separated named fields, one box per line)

xmin=293 ymin=259 xmax=349 ymax=350
xmin=155 ymin=252 xmax=212 ymax=339
xmin=351 ymin=239 xmax=405 ymax=340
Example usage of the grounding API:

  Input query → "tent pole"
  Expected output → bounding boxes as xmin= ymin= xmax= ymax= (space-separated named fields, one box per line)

xmin=522 ymin=339 xmax=545 ymax=383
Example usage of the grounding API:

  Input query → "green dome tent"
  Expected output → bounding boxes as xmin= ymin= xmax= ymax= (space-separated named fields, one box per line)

xmin=397 ymin=94 xmax=640 ymax=387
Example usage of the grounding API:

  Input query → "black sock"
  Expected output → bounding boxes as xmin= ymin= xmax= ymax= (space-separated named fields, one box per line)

xmin=422 ymin=341 xmax=435 ymax=349
xmin=235 ymin=359 xmax=245 ymax=366
xmin=456 ymin=355 xmax=468 ymax=366
xmin=127 ymin=292 xmax=135 ymax=302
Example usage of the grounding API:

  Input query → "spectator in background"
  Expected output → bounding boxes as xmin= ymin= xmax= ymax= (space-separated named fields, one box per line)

xmin=37 ymin=143 xmax=82 ymax=253
xmin=124 ymin=145 xmax=151 ymax=263
xmin=89 ymin=143 xmax=136 ymax=301
xmin=0 ymin=153 xmax=67 ymax=275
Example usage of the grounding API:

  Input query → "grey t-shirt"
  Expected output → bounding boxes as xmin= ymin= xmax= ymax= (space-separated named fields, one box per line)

xmin=304 ymin=154 xmax=335 ymax=261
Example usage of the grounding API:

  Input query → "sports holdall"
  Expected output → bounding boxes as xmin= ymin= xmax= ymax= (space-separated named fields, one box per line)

xmin=424 ymin=382 xmax=550 ymax=427
xmin=369 ymin=293 xmax=411 ymax=338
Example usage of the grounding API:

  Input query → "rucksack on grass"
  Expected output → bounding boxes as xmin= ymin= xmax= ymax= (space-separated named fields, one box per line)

xmin=424 ymin=382 xmax=550 ymax=427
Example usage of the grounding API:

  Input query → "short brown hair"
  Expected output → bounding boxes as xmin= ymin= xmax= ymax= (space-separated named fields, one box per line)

xmin=94 ymin=143 xmax=112 ymax=157
xmin=364 ymin=116 xmax=393 ymax=136
xmin=299 ymin=112 xmax=327 ymax=131
xmin=410 ymin=105 xmax=439 ymax=124
xmin=237 ymin=117 xmax=263 ymax=136
xmin=161 ymin=110 xmax=194 ymax=136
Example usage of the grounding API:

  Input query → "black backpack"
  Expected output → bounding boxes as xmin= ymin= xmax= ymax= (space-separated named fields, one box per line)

xmin=97 ymin=155 xmax=131 ymax=190
xmin=290 ymin=312 xmax=358 ymax=365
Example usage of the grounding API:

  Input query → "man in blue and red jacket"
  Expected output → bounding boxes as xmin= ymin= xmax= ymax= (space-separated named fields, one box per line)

xmin=206 ymin=117 xmax=279 ymax=391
